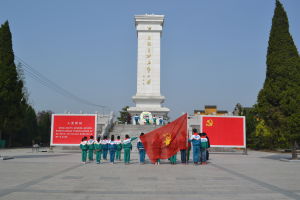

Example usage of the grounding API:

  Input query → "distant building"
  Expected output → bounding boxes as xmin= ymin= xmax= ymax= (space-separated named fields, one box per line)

xmin=194 ymin=105 xmax=228 ymax=116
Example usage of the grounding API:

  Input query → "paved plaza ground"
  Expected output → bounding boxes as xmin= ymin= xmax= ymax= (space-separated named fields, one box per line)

xmin=0 ymin=149 xmax=299 ymax=200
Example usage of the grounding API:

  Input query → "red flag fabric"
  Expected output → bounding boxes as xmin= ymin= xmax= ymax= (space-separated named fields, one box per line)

xmin=140 ymin=113 xmax=187 ymax=163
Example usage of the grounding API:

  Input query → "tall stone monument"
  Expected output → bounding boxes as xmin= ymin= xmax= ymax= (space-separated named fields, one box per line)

xmin=127 ymin=14 xmax=170 ymax=122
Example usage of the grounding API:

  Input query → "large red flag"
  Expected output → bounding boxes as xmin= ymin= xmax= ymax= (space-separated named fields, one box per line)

xmin=140 ymin=113 xmax=187 ymax=163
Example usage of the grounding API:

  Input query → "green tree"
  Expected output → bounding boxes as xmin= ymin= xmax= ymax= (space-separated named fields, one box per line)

xmin=117 ymin=106 xmax=131 ymax=124
xmin=0 ymin=21 xmax=27 ymax=146
xmin=37 ymin=111 xmax=52 ymax=146
xmin=257 ymin=1 xmax=300 ymax=159
xmin=15 ymin=105 xmax=38 ymax=146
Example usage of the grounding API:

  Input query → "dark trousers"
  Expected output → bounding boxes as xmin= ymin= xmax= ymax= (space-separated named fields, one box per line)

xmin=206 ymin=150 xmax=209 ymax=160
xmin=110 ymin=150 xmax=116 ymax=163
xmin=180 ymin=149 xmax=187 ymax=163
xmin=139 ymin=149 xmax=145 ymax=163
xmin=102 ymin=149 xmax=108 ymax=160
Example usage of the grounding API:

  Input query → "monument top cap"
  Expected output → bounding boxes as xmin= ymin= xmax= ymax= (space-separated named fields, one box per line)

xmin=134 ymin=14 xmax=164 ymax=26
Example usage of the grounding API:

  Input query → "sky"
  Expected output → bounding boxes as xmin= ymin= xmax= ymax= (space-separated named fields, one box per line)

xmin=0 ymin=0 xmax=299 ymax=120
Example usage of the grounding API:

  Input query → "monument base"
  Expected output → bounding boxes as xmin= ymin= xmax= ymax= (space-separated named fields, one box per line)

xmin=128 ymin=95 xmax=169 ymax=115
xmin=127 ymin=98 xmax=170 ymax=124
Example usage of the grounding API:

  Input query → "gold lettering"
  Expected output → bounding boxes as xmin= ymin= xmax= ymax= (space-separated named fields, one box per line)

xmin=147 ymin=79 xmax=151 ymax=85
xmin=147 ymin=67 xmax=151 ymax=73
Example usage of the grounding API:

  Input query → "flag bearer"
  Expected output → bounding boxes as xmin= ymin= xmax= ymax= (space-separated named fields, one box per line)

xmin=109 ymin=135 xmax=117 ymax=164
xmin=123 ymin=134 xmax=137 ymax=164
xmin=115 ymin=136 xmax=122 ymax=161
xmin=137 ymin=133 xmax=146 ymax=164
xmin=87 ymin=136 xmax=96 ymax=162
xmin=80 ymin=137 xmax=88 ymax=164
xmin=200 ymin=133 xmax=209 ymax=164
xmin=189 ymin=129 xmax=201 ymax=165
xmin=101 ymin=136 xmax=109 ymax=160
xmin=94 ymin=137 xmax=102 ymax=164
xmin=180 ymin=148 xmax=187 ymax=164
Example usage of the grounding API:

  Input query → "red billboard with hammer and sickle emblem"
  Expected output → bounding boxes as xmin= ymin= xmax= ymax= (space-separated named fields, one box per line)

xmin=201 ymin=116 xmax=245 ymax=147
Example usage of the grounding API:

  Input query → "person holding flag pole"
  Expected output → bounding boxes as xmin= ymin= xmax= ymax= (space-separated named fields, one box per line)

xmin=140 ymin=113 xmax=188 ymax=165
xmin=137 ymin=133 xmax=146 ymax=164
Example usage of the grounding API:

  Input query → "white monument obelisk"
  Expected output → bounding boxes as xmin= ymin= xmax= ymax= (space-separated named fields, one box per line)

xmin=128 ymin=14 xmax=170 ymax=121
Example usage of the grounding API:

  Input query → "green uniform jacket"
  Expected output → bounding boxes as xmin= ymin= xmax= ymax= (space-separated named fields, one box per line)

xmin=122 ymin=137 xmax=137 ymax=149
xmin=80 ymin=143 xmax=88 ymax=150
xmin=94 ymin=142 xmax=102 ymax=150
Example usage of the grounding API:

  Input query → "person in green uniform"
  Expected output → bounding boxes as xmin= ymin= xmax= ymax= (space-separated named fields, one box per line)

xmin=80 ymin=137 xmax=88 ymax=164
xmin=109 ymin=135 xmax=117 ymax=164
xmin=87 ymin=135 xmax=95 ymax=162
xmin=115 ymin=136 xmax=122 ymax=161
xmin=152 ymin=115 xmax=157 ymax=125
xmin=94 ymin=136 xmax=102 ymax=164
xmin=101 ymin=136 xmax=109 ymax=160
xmin=122 ymin=134 xmax=137 ymax=164
xmin=169 ymin=153 xmax=177 ymax=165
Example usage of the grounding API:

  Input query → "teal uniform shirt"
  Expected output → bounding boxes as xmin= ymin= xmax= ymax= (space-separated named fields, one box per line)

xmin=94 ymin=141 xmax=102 ymax=164
xmin=115 ymin=139 xmax=122 ymax=160
xmin=122 ymin=137 xmax=137 ymax=163
xmin=87 ymin=139 xmax=95 ymax=161
xmin=80 ymin=141 xmax=88 ymax=162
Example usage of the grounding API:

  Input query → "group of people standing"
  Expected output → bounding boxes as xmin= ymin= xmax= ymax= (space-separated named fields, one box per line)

xmin=80 ymin=129 xmax=210 ymax=165
xmin=188 ymin=129 xmax=210 ymax=165
xmin=80 ymin=134 xmax=141 ymax=164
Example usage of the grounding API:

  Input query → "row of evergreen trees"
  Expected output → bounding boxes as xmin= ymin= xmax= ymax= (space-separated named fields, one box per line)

xmin=1 ymin=1 xmax=299 ymax=152
xmin=0 ymin=21 xmax=52 ymax=147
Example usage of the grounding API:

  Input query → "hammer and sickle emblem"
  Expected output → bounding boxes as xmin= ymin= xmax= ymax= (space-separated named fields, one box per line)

xmin=206 ymin=119 xmax=213 ymax=127
xmin=163 ymin=133 xmax=172 ymax=146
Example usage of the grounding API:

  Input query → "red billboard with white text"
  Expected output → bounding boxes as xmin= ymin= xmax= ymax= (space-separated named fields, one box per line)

xmin=201 ymin=116 xmax=245 ymax=147
xmin=51 ymin=114 xmax=97 ymax=146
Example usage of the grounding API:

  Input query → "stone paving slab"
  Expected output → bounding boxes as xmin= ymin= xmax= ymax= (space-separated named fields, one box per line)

xmin=0 ymin=149 xmax=299 ymax=200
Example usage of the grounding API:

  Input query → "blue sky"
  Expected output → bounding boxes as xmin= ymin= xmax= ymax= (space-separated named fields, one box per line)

xmin=1 ymin=0 xmax=299 ymax=120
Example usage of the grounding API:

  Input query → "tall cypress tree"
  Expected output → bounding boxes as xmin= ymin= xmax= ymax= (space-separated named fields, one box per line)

xmin=0 ymin=21 xmax=26 ymax=146
xmin=257 ymin=0 xmax=300 ymax=158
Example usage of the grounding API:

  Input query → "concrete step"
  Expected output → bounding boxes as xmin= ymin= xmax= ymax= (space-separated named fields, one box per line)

xmin=108 ymin=124 xmax=162 ymax=152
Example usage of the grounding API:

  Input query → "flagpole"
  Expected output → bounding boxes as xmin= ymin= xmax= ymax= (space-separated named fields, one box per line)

xmin=186 ymin=113 xmax=189 ymax=164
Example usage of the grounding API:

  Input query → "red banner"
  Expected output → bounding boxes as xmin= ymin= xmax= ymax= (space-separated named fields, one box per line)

xmin=141 ymin=113 xmax=187 ymax=163
xmin=51 ymin=114 xmax=97 ymax=146
xmin=201 ymin=116 xmax=245 ymax=147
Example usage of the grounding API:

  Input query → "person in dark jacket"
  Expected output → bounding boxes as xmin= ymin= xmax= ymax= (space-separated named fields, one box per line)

xmin=202 ymin=132 xmax=210 ymax=160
